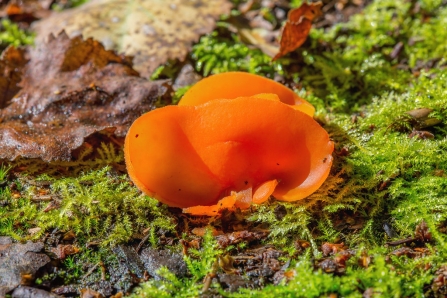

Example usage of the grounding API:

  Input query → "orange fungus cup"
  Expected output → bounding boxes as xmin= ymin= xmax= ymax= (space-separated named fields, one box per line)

xmin=124 ymin=72 xmax=334 ymax=216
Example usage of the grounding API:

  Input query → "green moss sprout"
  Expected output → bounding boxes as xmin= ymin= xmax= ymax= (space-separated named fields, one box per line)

xmin=0 ymin=19 xmax=34 ymax=51
xmin=191 ymin=32 xmax=283 ymax=79
xmin=0 ymin=164 xmax=12 ymax=182
xmin=132 ymin=229 xmax=222 ymax=297
xmin=230 ymin=253 xmax=436 ymax=297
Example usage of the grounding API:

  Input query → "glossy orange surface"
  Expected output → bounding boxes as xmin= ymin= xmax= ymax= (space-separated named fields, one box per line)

xmin=125 ymin=81 xmax=334 ymax=213
xmin=179 ymin=72 xmax=315 ymax=116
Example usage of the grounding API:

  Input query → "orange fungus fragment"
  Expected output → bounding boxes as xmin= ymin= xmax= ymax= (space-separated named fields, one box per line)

xmin=179 ymin=71 xmax=315 ymax=116
xmin=125 ymin=72 xmax=334 ymax=215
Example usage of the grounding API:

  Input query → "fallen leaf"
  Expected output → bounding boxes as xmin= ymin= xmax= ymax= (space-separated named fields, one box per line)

xmin=80 ymin=288 xmax=104 ymax=298
xmin=0 ymin=0 xmax=52 ymax=23
xmin=33 ymin=0 xmax=232 ymax=78
xmin=223 ymin=5 xmax=282 ymax=58
xmin=321 ymin=242 xmax=347 ymax=256
xmin=0 ymin=46 xmax=27 ymax=109
xmin=239 ymin=27 xmax=280 ymax=57
xmin=216 ymin=230 xmax=269 ymax=248
xmin=0 ymin=237 xmax=51 ymax=297
xmin=390 ymin=247 xmax=422 ymax=258
xmin=432 ymin=265 xmax=447 ymax=295
xmin=273 ymin=1 xmax=323 ymax=60
xmin=0 ymin=33 xmax=166 ymax=161
xmin=414 ymin=220 xmax=432 ymax=242
xmin=50 ymin=244 xmax=80 ymax=260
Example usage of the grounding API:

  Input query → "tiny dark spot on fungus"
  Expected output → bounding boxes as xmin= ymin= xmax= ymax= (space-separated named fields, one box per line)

xmin=276 ymin=163 xmax=280 ymax=166
xmin=135 ymin=134 xmax=139 ymax=138
xmin=178 ymin=189 xmax=181 ymax=191
xmin=323 ymin=158 xmax=327 ymax=163
xmin=244 ymin=181 xmax=248 ymax=185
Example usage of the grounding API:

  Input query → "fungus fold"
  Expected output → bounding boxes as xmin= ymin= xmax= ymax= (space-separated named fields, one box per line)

xmin=125 ymin=72 xmax=334 ymax=215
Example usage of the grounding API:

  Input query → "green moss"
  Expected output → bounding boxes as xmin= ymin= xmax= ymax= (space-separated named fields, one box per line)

xmin=297 ymin=0 xmax=447 ymax=113
xmin=231 ymin=253 xmax=436 ymax=298
xmin=339 ymin=69 xmax=447 ymax=243
xmin=131 ymin=267 xmax=203 ymax=298
xmin=244 ymin=69 xmax=447 ymax=252
xmin=191 ymin=32 xmax=284 ymax=79
xmin=184 ymin=229 xmax=223 ymax=280
xmin=0 ymin=166 xmax=175 ymax=246
xmin=0 ymin=19 xmax=34 ymax=51
xmin=172 ymin=85 xmax=192 ymax=105
xmin=0 ymin=164 xmax=12 ymax=182
xmin=51 ymin=0 xmax=90 ymax=11
xmin=131 ymin=230 xmax=222 ymax=297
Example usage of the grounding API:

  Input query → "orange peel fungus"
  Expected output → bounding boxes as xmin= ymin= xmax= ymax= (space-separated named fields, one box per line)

xmin=125 ymin=72 xmax=334 ymax=216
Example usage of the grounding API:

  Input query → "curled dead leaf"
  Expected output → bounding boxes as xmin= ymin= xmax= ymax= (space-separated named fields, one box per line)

xmin=51 ymin=244 xmax=80 ymax=260
xmin=0 ymin=33 xmax=166 ymax=161
xmin=273 ymin=1 xmax=323 ymax=60
xmin=0 ymin=46 xmax=27 ymax=109
xmin=0 ymin=0 xmax=52 ymax=23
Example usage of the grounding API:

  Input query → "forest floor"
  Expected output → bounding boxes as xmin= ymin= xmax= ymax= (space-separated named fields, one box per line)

xmin=1 ymin=0 xmax=447 ymax=297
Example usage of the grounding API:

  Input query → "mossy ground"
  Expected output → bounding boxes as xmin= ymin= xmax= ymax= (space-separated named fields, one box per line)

xmin=1 ymin=0 xmax=447 ymax=297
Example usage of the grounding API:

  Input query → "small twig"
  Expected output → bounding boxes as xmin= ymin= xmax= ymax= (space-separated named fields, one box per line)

xmin=202 ymin=274 xmax=214 ymax=293
xmin=82 ymin=262 xmax=100 ymax=280
xmin=31 ymin=195 xmax=56 ymax=202
xmin=136 ymin=233 xmax=150 ymax=253
xmin=202 ymin=261 xmax=218 ymax=293
xmin=100 ymin=261 xmax=106 ymax=281
xmin=386 ymin=237 xmax=417 ymax=246
xmin=85 ymin=240 xmax=101 ymax=248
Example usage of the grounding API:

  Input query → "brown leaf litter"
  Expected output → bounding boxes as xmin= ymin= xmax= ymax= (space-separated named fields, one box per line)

xmin=33 ymin=0 xmax=232 ymax=78
xmin=0 ymin=0 xmax=53 ymax=25
xmin=273 ymin=1 xmax=323 ymax=60
xmin=0 ymin=46 xmax=26 ymax=109
xmin=0 ymin=32 xmax=166 ymax=162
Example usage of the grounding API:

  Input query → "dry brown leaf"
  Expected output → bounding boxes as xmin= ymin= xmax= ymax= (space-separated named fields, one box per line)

xmin=80 ymin=288 xmax=105 ymax=298
xmin=273 ymin=1 xmax=322 ymax=60
xmin=0 ymin=46 xmax=27 ymax=109
xmin=0 ymin=32 xmax=165 ymax=161
xmin=239 ymin=27 xmax=280 ymax=57
xmin=216 ymin=230 xmax=270 ymax=248
xmin=0 ymin=237 xmax=51 ymax=296
xmin=0 ymin=0 xmax=53 ymax=23
xmin=33 ymin=0 xmax=232 ymax=78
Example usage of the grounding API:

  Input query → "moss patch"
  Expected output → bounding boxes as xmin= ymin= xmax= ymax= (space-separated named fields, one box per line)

xmin=0 ymin=166 xmax=175 ymax=246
